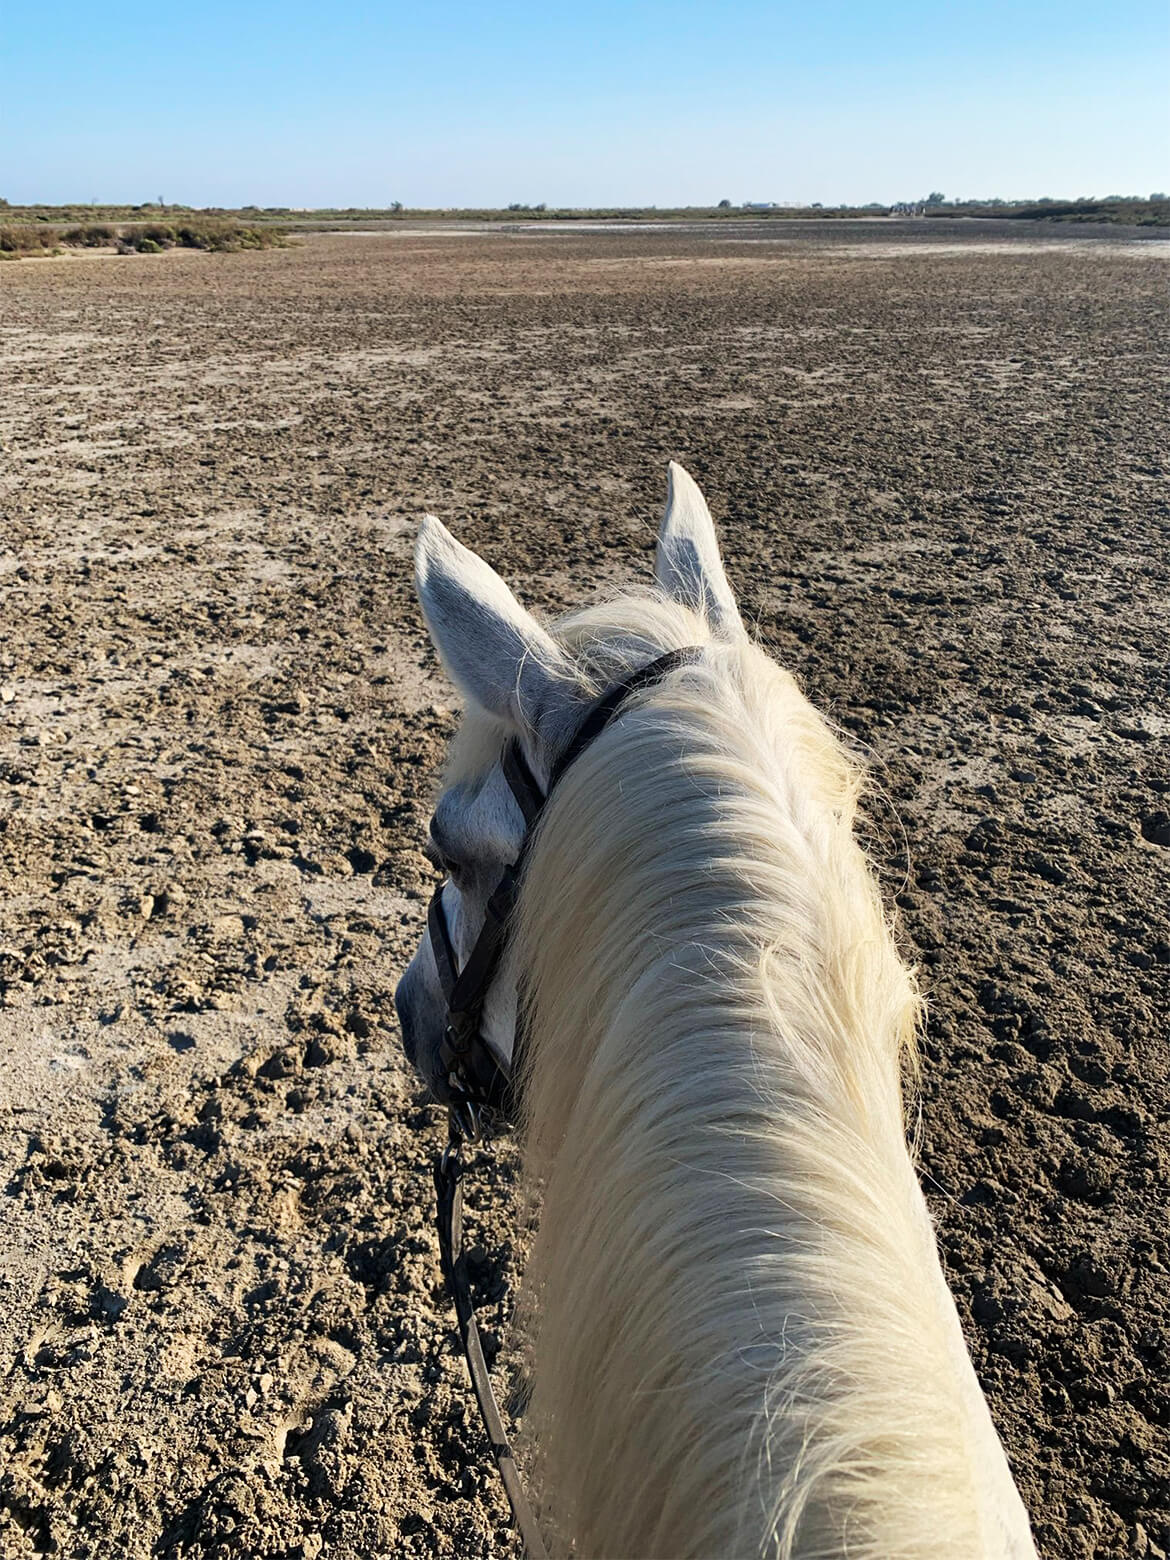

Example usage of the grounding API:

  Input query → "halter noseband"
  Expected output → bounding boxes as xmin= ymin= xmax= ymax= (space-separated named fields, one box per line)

xmin=426 ymin=644 xmax=703 ymax=1139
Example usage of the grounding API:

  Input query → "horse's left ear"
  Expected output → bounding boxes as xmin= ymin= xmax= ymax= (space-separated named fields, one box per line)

xmin=415 ymin=515 xmax=573 ymax=734
xmin=655 ymin=463 xmax=745 ymax=638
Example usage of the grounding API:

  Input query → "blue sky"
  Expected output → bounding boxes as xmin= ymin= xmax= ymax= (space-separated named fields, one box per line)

xmin=3 ymin=1 xmax=1166 ymax=207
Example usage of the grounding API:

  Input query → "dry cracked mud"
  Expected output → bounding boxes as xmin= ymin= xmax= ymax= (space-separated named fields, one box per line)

xmin=1 ymin=221 xmax=1167 ymax=1559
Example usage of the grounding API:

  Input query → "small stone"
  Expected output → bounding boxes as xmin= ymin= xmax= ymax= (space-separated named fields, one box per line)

xmin=0 ymin=685 xmax=14 ymax=704
xmin=1028 ymin=1279 xmax=1073 ymax=1324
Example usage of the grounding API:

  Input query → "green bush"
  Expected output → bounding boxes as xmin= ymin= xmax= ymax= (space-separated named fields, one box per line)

xmin=175 ymin=221 xmax=228 ymax=249
xmin=174 ymin=220 xmax=285 ymax=251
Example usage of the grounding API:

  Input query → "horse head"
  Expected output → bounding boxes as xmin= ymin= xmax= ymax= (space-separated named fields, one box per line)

xmin=395 ymin=462 xmax=741 ymax=1107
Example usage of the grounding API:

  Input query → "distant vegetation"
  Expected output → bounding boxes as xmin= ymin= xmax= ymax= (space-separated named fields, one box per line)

xmin=0 ymin=211 xmax=287 ymax=260
xmin=0 ymin=223 xmax=60 ymax=258
xmin=1 ymin=194 xmax=1166 ymax=259
xmin=912 ymin=193 xmax=1169 ymax=225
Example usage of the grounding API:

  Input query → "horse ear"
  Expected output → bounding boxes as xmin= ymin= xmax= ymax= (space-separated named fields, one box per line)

xmin=655 ymin=462 xmax=745 ymax=637
xmin=414 ymin=515 xmax=571 ymax=733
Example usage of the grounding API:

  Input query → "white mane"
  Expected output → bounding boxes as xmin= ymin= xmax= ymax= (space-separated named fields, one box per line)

xmin=473 ymin=594 xmax=1030 ymax=1558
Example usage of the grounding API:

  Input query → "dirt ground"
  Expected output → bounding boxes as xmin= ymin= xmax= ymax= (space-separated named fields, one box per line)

xmin=1 ymin=223 xmax=1167 ymax=1560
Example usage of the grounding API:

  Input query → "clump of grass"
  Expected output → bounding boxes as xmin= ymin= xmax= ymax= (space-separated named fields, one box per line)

xmin=61 ymin=223 xmax=117 ymax=247
xmin=174 ymin=220 xmax=286 ymax=251
xmin=4 ymin=217 xmax=289 ymax=260
xmin=117 ymin=218 xmax=287 ymax=253
xmin=0 ymin=224 xmax=60 ymax=258
xmin=134 ymin=222 xmax=177 ymax=248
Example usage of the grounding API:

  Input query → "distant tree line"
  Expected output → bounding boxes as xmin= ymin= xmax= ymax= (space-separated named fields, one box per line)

xmin=3 ymin=193 xmax=1167 ymax=235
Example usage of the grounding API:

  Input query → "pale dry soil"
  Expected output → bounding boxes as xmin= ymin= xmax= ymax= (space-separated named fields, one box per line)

xmin=0 ymin=226 xmax=1167 ymax=1560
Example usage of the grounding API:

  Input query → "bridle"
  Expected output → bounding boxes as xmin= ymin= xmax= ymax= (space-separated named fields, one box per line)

xmin=425 ymin=642 xmax=705 ymax=1141
xmin=422 ymin=643 xmax=703 ymax=1559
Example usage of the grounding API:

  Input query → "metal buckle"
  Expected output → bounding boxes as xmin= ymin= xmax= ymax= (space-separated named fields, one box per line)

xmin=449 ymin=1094 xmax=485 ymax=1143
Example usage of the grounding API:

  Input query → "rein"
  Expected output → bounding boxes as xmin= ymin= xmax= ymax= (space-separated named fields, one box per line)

xmin=424 ymin=644 xmax=703 ymax=1557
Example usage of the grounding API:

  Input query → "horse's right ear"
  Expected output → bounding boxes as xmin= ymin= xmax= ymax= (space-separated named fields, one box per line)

xmin=414 ymin=515 xmax=572 ymax=734
xmin=655 ymin=462 xmax=745 ymax=638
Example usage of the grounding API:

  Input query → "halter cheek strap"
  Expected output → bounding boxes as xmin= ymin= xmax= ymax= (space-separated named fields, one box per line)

xmin=426 ymin=643 xmax=704 ymax=1137
xmin=501 ymin=740 xmax=544 ymax=828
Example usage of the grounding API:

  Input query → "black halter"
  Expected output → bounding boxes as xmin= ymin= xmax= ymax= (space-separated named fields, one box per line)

xmin=426 ymin=644 xmax=703 ymax=1139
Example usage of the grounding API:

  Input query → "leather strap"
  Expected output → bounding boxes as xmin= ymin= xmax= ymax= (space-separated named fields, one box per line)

xmin=501 ymin=739 xmax=545 ymax=829
xmin=435 ymin=1129 xmax=550 ymax=1560
xmin=547 ymin=644 xmax=704 ymax=790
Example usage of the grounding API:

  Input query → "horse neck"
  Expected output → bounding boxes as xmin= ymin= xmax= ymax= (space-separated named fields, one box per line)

xmin=511 ymin=656 xmax=1030 ymax=1559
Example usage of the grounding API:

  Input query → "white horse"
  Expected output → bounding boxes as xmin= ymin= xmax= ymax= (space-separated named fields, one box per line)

xmin=395 ymin=464 xmax=1037 ymax=1559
